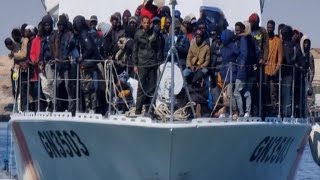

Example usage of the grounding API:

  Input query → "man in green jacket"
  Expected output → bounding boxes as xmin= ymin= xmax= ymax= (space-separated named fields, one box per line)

xmin=133 ymin=16 xmax=163 ymax=115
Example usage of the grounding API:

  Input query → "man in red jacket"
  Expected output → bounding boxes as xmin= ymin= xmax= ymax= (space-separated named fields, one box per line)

xmin=140 ymin=0 xmax=160 ymax=20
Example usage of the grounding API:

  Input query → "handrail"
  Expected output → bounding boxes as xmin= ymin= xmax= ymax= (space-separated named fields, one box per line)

xmin=12 ymin=60 xmax=310 ymax=120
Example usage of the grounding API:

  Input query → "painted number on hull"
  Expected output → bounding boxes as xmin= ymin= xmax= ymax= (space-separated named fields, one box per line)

xmin=250 ymin=136 xmax=294 ymax=164
xmin=38 ymin=130 xmax=90 ymax=159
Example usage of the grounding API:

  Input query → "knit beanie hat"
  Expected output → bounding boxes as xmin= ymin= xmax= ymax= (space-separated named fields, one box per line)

xmin=57 ymin=14 xmax=68 ymax=27
xmin=248 ymin=13 xmax=260 ymax=24
xmin=41 ymin=15 xmax=53 ymax=25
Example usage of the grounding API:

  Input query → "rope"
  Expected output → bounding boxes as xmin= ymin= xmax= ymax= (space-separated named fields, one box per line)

xmin=153 ymin=102 xmax=196 ymax=121
xmin=210 ymin=66 xmax=230 ymax=117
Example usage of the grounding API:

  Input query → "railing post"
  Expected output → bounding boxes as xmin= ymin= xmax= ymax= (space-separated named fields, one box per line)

xmin=108 ymin=62 xmax=112 ymax=117
xmin=37 ymin=68 xmax=41 ymax=112
xmin=76 ymin=63 xmax=80 ymax=113
xmin=26 ymin=67 xmax=30 ymax=112
xmin=229 ymin=62 xmax=232 ymax=118
xmin=53 ymin=62 xmax=57 ymax=112
xmin=259 ymin=65 xmax=262 ymax=117
xmin=300 ymin=71 xmax=303 ymax=117
xmin=291 ymin=66 xmax=295 ymax=118
xmin=278 ymin=65 xmax=282 ymax=118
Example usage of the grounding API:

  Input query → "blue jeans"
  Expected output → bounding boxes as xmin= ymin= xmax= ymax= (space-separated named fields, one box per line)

xmin=233 ymin=79 xmax=252 ymax=116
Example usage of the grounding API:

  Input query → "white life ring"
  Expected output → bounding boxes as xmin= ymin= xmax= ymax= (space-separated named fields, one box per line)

xmin=309 ymin=123 xmax=320 ymax=166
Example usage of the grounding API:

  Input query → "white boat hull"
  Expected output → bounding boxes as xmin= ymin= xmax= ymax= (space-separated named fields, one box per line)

xmin=10 ymin=113 xmax=311 ymax=180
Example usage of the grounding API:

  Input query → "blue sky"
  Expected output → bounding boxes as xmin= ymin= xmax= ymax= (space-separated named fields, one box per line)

xmin=0 ymin=0 xmax=319 ymax=55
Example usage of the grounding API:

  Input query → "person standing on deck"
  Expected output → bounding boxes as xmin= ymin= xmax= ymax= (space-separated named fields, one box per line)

xmin=248 ymin=13 xmax=269 ymax=116
xmin=133 ymin=16 xmax=162 ymax=115
xmin=39 ymin=15 xmax=57 ymax=112
xmin=26 ymin=25 xmax=41 ymax=111
xmin=55 ymin=14 xmax=77 ymax=114
xmin=297 ymin=35 xmax=312 ymax=118
xmin=281 ymin=25 xmax=296 ymax=117
xmin=12 ymin=25 xmax=29 ymax=112
xmin=234 ymin=22 xmax=252 ymax=117
xmin=5 ymin=38 xmax=20 ymax=100
xmin=265 ymin=20 xmax=283 ymax=115
xmin=73 ymin=15 xmax=100 ymax=113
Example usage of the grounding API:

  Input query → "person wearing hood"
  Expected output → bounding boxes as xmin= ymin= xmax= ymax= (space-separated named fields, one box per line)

xmin=233 ymin=22 xmax=251 ymax=117
xmin=219 ymin=29 xmax=239 ymax=118
xmin=295 ymin=35 xmax=312 ymax=118
xmin=115 ymin=71 xmax=133 ymax=112
xmin=265 ymin=20 xmax=283 ymax=114
xmin=89 ymin=15 xmax=98 ymax=33
xmin=182 ymin=16 xmax=193 ymax=42
xmin=106 ymin=13 xmax=125 ymax=58
xmin=301 ymin=36 xmax=314 ymax=116
xmin=115 ymin=25 xmax=137 ymax=77
xmin=73 ymin=15 xmax=99 ymax=113
xmin=53 ymin=14 xmax=77 ymax=113
xmin=122 ymin=10 xmax=132 ymax=29
xmin=39 ymin=15 xmax=57 ymax=111
xmin=128 ymin=16 xmax=138 ymax=29
xmin=281 ymin=25 xmax=296 ymax=117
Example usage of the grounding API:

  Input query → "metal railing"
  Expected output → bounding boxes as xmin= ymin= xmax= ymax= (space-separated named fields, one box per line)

xmin=12 ymin=60 xmax=311 ymax=120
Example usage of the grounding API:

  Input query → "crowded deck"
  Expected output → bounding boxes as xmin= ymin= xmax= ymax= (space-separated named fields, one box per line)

xmin=3 ymin=0 xmax=315 ymax=121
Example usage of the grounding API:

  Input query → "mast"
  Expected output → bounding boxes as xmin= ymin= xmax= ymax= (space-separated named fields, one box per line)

xmin=169 ymin=0 xmax=177 ymax=122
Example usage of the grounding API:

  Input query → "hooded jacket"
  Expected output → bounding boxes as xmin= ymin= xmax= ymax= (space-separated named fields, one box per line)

xmin=220 ymin=29 xmax=239 ymax=83
xmin=73 ymin=15 xmax=99 ymax=68
xmin=281 ymin=26 xmax=297 ymax=75
xmin=235 ymin=27 xmax=250 ymax=81
xmin=299 ymin=35 xmax=314 ymax=78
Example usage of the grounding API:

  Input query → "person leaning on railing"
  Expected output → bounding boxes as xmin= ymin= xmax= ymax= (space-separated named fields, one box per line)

xmin=73 ymin=15 xmax=100 ymax=113
xmin=281 ymin=25 xmax=296 ymax=117
xmin=265 ymin=20 xmax=282 ymax=115
xmin=12 ymin=25 xmax=29 ymax=112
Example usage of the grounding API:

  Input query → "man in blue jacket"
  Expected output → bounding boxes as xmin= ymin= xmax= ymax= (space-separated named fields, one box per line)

xmin=219 ymin=29 xmax=239 ymax=118
xmin=234 ymin=22 xmax=251 ymax=117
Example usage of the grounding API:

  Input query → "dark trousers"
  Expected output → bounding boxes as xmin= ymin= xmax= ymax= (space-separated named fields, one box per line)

xmin=282 ymin=75 xmax=293 ymax=117
xmin=136 ymin=67 xmax=157 ymax=112
xmin=19 ymin=71 xmax=28 ymax=111
xmin=56 ymin=66 xmax=76 ymax=113
xmin=266 ymin=75 xmax=278 ymax=112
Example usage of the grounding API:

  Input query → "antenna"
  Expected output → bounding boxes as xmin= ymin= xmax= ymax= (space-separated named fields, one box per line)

xmin=147 ymin=0 xmax=195 ymax=121
xmin=260 ymin=0 xmax=265 ymax=14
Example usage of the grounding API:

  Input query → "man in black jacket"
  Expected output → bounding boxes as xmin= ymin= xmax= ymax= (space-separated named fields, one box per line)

xmin=281 ymin=25 xmax=296 ymax=117
xmin=39 ymin=15 xmax=57 ymax=112
xmin=133 ymin=16 xmax=162 ymax=115
xmin=73 ymin=15 xmax=100 ymax=113
xmin=56 ymin=14 xmax=76 ymax=113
